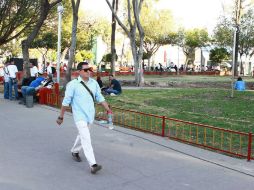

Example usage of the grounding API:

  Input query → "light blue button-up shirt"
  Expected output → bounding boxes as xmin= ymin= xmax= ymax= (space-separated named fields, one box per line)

xmin=62 ymin=76 xmax=105 ymax=123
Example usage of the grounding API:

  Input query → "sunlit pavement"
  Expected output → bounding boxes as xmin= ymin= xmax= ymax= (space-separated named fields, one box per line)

xmin=0 ymin=94 xmax=254 ymax=190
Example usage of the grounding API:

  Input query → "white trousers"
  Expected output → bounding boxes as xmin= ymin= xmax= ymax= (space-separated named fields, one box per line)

xmin=71 ymin=120 xmax=96 ymax=167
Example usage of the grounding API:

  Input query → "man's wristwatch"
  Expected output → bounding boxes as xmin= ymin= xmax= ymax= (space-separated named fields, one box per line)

xmin=58 ymin=116 xmax=63 ymax=120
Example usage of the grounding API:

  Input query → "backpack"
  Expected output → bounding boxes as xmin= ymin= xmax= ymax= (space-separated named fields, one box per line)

xmin=51 ymin=67 xmax=56 ymax=74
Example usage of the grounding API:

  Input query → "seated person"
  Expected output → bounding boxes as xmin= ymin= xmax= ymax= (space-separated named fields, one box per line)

xmin=36 ymin=73 xmax=54 ymax=91
xmin=96 ymin=76 xmax=103 ymax=89
xmin=104 ymin=75 xmax=122 ymax=95
xmin=19 ymin=73 xmax=53 ymax=104
xmin=234 ymin=77 xmax=245 ymax=91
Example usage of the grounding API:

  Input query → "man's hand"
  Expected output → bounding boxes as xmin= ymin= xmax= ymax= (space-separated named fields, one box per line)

xmin=56 ymin=116 xmax=63 ymax=125
xmin=107 ymin=109 xmax=113 ymax=114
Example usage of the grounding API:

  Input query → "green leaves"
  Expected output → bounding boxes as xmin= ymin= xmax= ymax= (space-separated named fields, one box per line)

xmin=140 ymin=4 xmax=175 ymax=57
xmin=31 ymin=32 xmax=57 ymax=49
xmin=209 ymin=47 xmax=230 ymax=65
xmin=0 ymin=0 xmax=40 ymax=46
xmin=75 ymin=50 xmax=93 ymax=62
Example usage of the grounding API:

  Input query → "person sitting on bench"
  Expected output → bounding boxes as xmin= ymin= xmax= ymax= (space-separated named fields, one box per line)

xmin=19 ymin=73 xmax=53 ymax=105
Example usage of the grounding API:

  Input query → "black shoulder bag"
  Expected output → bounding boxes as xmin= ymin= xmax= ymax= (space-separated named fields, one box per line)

xmin=79 ymin=80 xmax=95 ymax=103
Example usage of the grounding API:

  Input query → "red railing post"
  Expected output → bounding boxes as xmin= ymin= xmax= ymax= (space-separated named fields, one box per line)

xmin=247 ymin=133 xmax=252 ymax=161
xmin=162 ymin=116 xmax=166 ymax=137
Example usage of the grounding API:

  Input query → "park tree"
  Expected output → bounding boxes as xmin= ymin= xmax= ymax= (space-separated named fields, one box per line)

xmin=77 ymin=14 xmax=111 ymax=51
xmin=213 ymin=8 xmax=254 ymax=74
xmin=209 ymin=47 xmax=230 ymax=65
xmin=238 ymin=9 xmax=254 ymax=74
xmin=141 ymin=4 xmax=175 ymax=70
xmin=0 ymin=0 xmax=40 ymax=46
xmin=75 ymin=50 xmax=93 ymax=63
xmin=106 ymin=0 xmax=145 ymax=86
xmin=178 ymin=28 xmax=209 ymax=68
xmin=31 ymin=32 xmax=57 ymax=70
xmin=110 ymin=0 xmax=119 ymax=75
xmin=21 ymin=0 xmax=62 ymax=78
xmin=213 ymin=17 xmax=233 ymax=48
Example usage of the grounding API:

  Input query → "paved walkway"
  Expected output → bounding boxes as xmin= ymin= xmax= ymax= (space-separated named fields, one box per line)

xmin=1 ymin=94 xmax=254 ymax=190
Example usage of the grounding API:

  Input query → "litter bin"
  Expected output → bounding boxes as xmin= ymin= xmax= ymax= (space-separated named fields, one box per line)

xmin=26 ymin=95 xmax=34 ymax=108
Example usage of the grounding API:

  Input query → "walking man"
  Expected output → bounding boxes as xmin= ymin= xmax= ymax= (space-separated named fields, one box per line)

xmin=56 ymin=62 xmax=112 ymax=174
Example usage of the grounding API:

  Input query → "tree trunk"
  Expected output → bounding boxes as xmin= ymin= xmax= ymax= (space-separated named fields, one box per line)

xmin=105 ymin=0 xmax=144 ymax=86
xmin=120 ymin=38 xmax=125 ymax=67
xmin=61 ymin=47 xmax=69 ymax=62
xmin=239 ymin=55 xmax=244 ymax=75
xmin=129 ymin=33 xmax=139 ymax=84
xmin=137 ymin=32 xmax=144 ymax=86
xmin=21 ymin=0 xmax=61 ymax=78
xmin=65 ymin=0 xmax=80 ymax=86
xmin=110 ymin=0 xmax=118 ymax=75
xmin=21 ymin=41 xmax=30 ymax=78
xmin=148 ymin=57 xmax=151 ymax=71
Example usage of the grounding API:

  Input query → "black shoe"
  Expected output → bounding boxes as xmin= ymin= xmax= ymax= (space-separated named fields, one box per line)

xmin=19 ymin=100 xmax=25 ymax=105
xmin=91 ymin=164 xmax=102 ymax=174
xmin=71 ymin=152 xmax=82 ymax=162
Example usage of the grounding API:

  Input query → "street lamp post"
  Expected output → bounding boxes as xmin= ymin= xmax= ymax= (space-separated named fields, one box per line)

xmin=177 ymin=45 xmax=180 ymax=75
xmin=57 ymin=3 xmax=64 ymax=83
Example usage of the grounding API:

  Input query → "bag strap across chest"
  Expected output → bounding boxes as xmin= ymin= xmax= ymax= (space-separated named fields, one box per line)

xmin=78 ymin=79 xmax=95 ymax=103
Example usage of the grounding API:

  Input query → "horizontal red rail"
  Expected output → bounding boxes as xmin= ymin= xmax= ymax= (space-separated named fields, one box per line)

xmin=42 ymin=94 xmax=253 ymax=161
xmin=165 ymin=117 xmax=249 ymax=136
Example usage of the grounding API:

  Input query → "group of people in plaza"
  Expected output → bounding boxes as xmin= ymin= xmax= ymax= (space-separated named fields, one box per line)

xmin=1 ymin=59 xmax=19 ymax=100
xmin=0 ymin=59 xmax=55 ymax=104
xmin=0 ymin=57 xmax=250 ymax=176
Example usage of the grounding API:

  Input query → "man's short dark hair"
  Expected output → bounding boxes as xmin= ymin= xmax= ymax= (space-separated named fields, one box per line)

xmin=77 ymin=61 xmax=88 ymax=70
xmin=109 ymin=74 xmax=114 ymax=77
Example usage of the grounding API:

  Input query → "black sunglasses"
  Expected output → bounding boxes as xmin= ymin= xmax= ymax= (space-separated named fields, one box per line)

xmin=81 ymin=68 xmax=92 ymax=72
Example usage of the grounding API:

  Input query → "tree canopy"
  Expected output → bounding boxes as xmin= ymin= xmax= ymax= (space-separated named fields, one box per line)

xmin=141 ymin=3 xmax=175 ymax=67
xmin=0 ymin=0 xmax=40 ymax=46
xmin=178 ymin=28 xmax=209 ymax=65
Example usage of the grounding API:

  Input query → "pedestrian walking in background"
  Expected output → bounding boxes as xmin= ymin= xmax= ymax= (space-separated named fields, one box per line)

xmin=56 ymin=62 xmax=112 ymax=174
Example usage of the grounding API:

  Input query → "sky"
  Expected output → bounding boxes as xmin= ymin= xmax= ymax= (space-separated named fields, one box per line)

xmin=80 ymin=0 xmax=233 ymax=33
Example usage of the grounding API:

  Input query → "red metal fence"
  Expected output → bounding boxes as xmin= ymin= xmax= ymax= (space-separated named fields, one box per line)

xmin=29 ymin=85 xmax=254 ymax=161
xmin=14 ymin=70 xmax=220 ymax=80
xmin=95 ymin=105 xmax=254 ymax=161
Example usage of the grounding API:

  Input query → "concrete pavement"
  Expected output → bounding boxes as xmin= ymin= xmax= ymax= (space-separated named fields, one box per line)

xmin=0 ymin=94 xmax=254 ymax=190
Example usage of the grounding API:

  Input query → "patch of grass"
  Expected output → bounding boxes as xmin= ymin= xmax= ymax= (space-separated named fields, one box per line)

xmin=105 ymin=88 xmax=254 ymax=133
xmin=105 ymin=75 xmax=254 ymax=83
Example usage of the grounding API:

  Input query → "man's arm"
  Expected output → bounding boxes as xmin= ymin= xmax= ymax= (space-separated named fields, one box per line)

xmin=56 ymin=106 xmax=69 ymax=125
xmin=100 ymin=101 xmax=112 ymax=113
